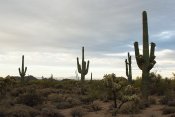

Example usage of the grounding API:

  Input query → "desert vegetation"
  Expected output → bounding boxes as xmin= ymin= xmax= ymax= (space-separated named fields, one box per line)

xmin=0 ymin=11 xmax=175 ymax=117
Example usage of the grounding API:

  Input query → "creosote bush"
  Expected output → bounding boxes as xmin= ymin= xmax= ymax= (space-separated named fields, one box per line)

xmin=71 ymin=107 xmax=84 ymax=117
xmin=6 ymin=104 xmax=40 ymax=117
xmin=40 ymin=107 xmax=65 ymax=117
xmin=16 ymin=88 xmax=43 ymax=107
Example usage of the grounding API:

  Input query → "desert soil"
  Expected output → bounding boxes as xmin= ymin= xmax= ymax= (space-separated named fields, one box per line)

xmin=60 ymin=100 xmax=170 ymax=117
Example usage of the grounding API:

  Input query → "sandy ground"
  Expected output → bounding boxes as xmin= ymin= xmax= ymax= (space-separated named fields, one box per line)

xmin=59 ymin=100 xmax=171 ymax=117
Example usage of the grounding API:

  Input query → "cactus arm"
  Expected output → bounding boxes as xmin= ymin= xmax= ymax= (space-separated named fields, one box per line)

xmin=85 ymin=60 xmax=89 ymax=74
xmin=125 ymin=59 xmax=129 ymax=77
xmin=91 ymin=72 xmax=92 ymax=81
xmin=25 ymin=67 xmax=27 ymax=74
xmin=134 ymin=42 xmax=143 ymax=70
xmin=77 ymin=57 xmax=82 ymax=73
xmin=19 ymin=68 xmax=22 ymax=75
xmin=134 ymin=42 xmax=140 ymax=57
xmin=149 ymin=42 xmax=156 ymax=61
xmin=148 ymin=42 xmax=156 ymax=71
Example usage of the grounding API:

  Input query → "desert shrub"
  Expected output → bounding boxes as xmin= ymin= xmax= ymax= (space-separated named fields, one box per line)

xmin=31 ymin=79 xmax=58 ymax=88
xmin=54 ymin=83 xmax=64 ymax=89
xmin=10 ymin=87 xmax=26 ymax=97
xmin=168 ymin=100 xmax=175 ymax=107
xmin=162 ymin=106 xmax=175 ymax=114
xmin=71 ymin=107 xmax=84 ymax=117
xmin=119 ymin=101 xmax=140 ymax=114
xmin=0 ymin=107 xmax=6 ymax=117
xmin=55 ymin=101 xmax=73 ymax=109
xmin=138 ymin=99 xmax=150 ymax=109
xmin=66 ymin=97 xmax=81 ymax=106
xmin=0 ymin=97 xmax=15 ymax=107
xmin=160 ymin=96 xmax=169 ymax=105
xmin=170 ymin=114 xmax=175 ymax=117
xmin=132 ymin=77 xmax=142 ymax=88
xmin=6 ymin=104 xmax=39 ymax=117
xmin=80 ymin=95 xmax=94 ymax=104
xmin=160 ymin=90 xmax=175 ymax=105
xmin=83 ymin=102 xmax=102 ymax=112
xmin=37 ymin=88 xmax=58 ymax=97
xmin=48 ymin=93 xmax=65 ymax=102
xmin=148 ymin=96 xmax=157 ymax=105
xmin=90 ymin=102 xmax=102 ymax=112
xmin=40 ymin=107 xmax=65 ymax=117
xmin=16 ymin=89 xmax=43 ymax=107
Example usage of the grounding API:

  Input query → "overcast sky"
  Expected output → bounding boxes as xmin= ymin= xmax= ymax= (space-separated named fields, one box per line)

xmin=0 ymin=0 xmax=175 ymax=79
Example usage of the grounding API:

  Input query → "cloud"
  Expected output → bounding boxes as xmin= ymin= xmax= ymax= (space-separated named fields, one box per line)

xmin=0 ymin=0 xmax=174 ymax=78
xmin=153 ymin=31 xmax=175 ymax=40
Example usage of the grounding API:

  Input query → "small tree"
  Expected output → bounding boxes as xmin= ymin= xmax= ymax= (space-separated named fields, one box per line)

xmin=103 ymin=73 xmax=139 ymax=115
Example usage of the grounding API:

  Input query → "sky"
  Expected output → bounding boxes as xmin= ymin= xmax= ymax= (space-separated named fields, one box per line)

xmin=0 ymin=0 xmax=175 ymax=79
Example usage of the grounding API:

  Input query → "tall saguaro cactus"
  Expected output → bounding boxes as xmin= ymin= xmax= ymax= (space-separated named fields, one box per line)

xmin=77 ymin=47 xmax=90 ymax=81
xmin=125 ymin=52 xmax=132 ymax=83
xmin=134 ymin=11 xmax=156 ymax=100
xmin=19 ymin=55 xmax=27 ymax=84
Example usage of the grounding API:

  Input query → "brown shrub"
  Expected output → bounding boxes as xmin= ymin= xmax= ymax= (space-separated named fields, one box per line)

xmin=6 ymin=104 xmax=39 ymax=117
xmin=71 ymin=107 xmax=84 ymax=117
xmin=40 ymin=107 xmax=65 ymax=117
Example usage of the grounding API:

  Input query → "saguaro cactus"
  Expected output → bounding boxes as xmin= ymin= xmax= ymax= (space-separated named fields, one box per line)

xmin=77 ymin=47 xmax=90 ymax=81
xmin=125 ymin=52 xmax=132 ymax=83
xmin=18 ymin=55 xmax=27 ymax=84
xmin=91 ymin=72 xmax=92 ymax=81
xmin=134 ymin=11 xmax=156 ymax=100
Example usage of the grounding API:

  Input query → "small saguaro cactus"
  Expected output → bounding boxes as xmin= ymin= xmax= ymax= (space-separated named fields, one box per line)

xmin=18 ymin=55 xmax=27 ymax=84
xmin=125 ymin=52 xmax=132 ymax=83
xmin=77 ymin=47 xmax=90 ymax=81
xmin=134 ymin=11 xmax=156 ymax=100
xmin=91 ymin=72 xmax=92 ymax=81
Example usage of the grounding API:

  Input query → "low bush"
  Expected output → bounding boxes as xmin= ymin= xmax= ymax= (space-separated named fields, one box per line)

xmin=16 ymin=89 xmax=43 ymax=107
xmin=6 ymin=104 xmax=39 ymax=117
xmin=168 ymin=100 xmax=175 ymax=106
xmin=148 ymin=96 xmax=157 ymax=105
xmin=80 ymin=95 xmax=94 ymax=104
xmin=48 ymin=93 xmax=65 ymax=102
xmin=162 ymin=106 xmax=175 ymax=114
xmin=55 ymin=101 xmax=72 ymax=109
xmin=71 ymin=107 xmax=84 ymax=117
xmin=40 ymin=107 xmax=65 ymax=117
xmin=119 ymin=101 xmax=140 ymax=114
